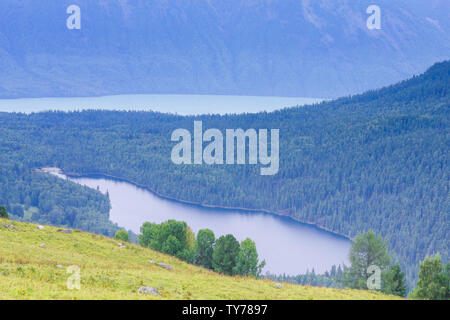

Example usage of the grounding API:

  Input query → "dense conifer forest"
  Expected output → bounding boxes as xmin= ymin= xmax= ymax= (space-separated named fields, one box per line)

xmin=0 ymin=61 xmax=448 ymax=287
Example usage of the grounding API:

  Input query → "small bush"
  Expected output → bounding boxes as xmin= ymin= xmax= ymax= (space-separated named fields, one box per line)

xmin=114 ymin=230 xmax=129 ymax=242
xmin=0 ymin=206 xmax=8 ymax=219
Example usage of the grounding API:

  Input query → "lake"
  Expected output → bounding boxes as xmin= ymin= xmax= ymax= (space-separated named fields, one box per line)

xmin=0 ymin=94 xmax=323 ymax=115
xmin=45 ymin=168 xmax=350 ymax=275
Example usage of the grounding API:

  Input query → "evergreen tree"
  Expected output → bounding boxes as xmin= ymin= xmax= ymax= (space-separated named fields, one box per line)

xmin=330 ymin=265 xmax=337 ymax=278
xmin=212 ymin=234 xmax=240 ymax=275
xmin=445 ymin=263 xmax=450 ymax=298
xmin=381 ymin=263 xmax=407 ymax=297
xmin=233 ymin=238 xmax=266 ymax=277
xmin=411 ymin=254 xmax=449 ymax=300
xmin=343 ymin=230 xmax=391 ymax=290
xmin=0 ymin=206 xmax=8 ymax=219
xmin=195 ymin=229 xmax=216 ymax=269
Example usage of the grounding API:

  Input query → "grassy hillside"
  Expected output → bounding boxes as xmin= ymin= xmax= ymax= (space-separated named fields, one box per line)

xmin=0 ymin=218 xmax=400 ymax=300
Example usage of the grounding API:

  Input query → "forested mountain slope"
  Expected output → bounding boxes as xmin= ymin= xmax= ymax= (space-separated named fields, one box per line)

xmin=0 ymin=61 xmax=448 ymax=288
xmin=0 ymin=0 xmax=449 ymax=98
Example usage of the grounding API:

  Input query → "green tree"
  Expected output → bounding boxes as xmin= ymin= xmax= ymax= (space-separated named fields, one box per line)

xmin=177 ymin=247 xmax=195 ymax=263
xmin=114 ymin=230 xmax=130 ymax=242
xmin=381 ymin=263 xmax=407 ymax=297
xmin=343 ymin=230 xmax=391 ymax=290
xmin=0 ymin=206 xmax=8 ymax=219
xmin=212 ymin=234 xmax=240 ymax=275
xmin=138 ymin=220 xmax=194 ymax=262
xmin=445 ymin=262 xmax=450 ymax=298
xmin=162 ymin=235 xmax=182 ymax=255
xmin=177 ymin=226 xmax=196 ymax=263
xmin=186 ymin=226 xmax=196 ymax=251
xmin=158 ymin=220 xmax=188 ymax=252
xmin=233 ymin=238 xmax=266 ymax=277
xmin=411 ymin=254 xmax=449 ymax=300
xmin=138 ymin=222 xmax=158 ymax=247
xmin=195 ymin=229 xmax=216 ymax=269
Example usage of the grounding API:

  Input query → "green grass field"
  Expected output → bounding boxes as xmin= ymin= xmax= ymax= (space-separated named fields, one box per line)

xmin=0 ymin=218 xmax=401 ymax=300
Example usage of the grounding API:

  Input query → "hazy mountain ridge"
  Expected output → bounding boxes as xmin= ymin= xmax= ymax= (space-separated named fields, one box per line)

xmin=0 ymin=0 xmax=449 ymax=98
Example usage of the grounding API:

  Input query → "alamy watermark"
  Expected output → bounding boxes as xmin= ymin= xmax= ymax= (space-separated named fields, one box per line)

xmin=65 ymin=4 xmax=381 ymax=31
xmin=66 ymin=5 xmax=81 ymax=30
xmin=367 ymin=265 xmax=381 ymax=290
xmin=366 ymin=5 xmax=381 ymax=30
xmin=66 ymin=265 xmax=81 ymax=290
xmin=171 ymin=121 xmax=279 ymax=176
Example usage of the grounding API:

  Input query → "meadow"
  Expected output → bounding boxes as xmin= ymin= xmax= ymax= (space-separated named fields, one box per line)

xmin=0 ymin=218 xmax=401 ymax=300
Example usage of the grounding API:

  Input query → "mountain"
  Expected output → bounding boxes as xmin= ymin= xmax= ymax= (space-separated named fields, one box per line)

xmin=0 ymin=61 xmax=448 ymax=289
xmin=0 ymin=0 xmax=449 ymax=99
xmin=0 ymin=218 xmax=400 ymax=300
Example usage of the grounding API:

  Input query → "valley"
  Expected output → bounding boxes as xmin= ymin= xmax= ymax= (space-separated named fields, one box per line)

xmin=0 ymin=61 xmax=448 ymax=289
xmin=44 ymin=168 xmax=351 ymax=275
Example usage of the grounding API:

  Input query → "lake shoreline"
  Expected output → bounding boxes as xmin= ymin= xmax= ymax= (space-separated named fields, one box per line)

xmin=0 ymin=94 xmax=324 ymax=115
xmin=42 ymin=167 xmax=352 ymax=242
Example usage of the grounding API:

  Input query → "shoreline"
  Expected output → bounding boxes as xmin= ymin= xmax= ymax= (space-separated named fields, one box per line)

xmin=39 ymin=167 xmax=352 ymax=241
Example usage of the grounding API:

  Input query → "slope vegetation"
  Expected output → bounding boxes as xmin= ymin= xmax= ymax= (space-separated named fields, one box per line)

xmin=0 ymin=219 xmax=399 ymax=300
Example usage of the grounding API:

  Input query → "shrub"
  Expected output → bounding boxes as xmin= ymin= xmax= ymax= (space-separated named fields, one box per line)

xmin=114 ymin=230 xmax=129 ymax=242
xmin=0 ymin=206 xmax=8 ymax=219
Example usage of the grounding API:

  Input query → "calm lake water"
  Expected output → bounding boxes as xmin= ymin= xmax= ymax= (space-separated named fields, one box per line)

xmin=0 ymin=94 xmax=323 ymax=115
xmin=46 ymin=169 xmax=350 ymax=275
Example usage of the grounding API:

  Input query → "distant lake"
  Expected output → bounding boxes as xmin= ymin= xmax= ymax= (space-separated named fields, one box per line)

xmin=45 ymin=168 xmax=350 ymax=275
xmin=0 ymin=94 xmax=323 ymax=115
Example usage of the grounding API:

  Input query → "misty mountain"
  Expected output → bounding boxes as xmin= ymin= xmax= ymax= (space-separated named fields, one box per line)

xmin=0 ymin=0 xmax=449 ymax=98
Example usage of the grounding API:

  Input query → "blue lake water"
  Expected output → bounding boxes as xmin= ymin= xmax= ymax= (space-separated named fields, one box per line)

xmin=46 ymin=169 xmax=350 ymax=275
xmin=0 ymin=94 xmax=323 ymax=115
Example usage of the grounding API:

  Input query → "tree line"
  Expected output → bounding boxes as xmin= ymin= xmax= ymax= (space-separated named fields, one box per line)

xmin=3 ymin=206 xmax=448 ymax=299
xmin=267 ymin=230 xmax=449 ymax=299
xmin=134 ymin=219 xmax=265 ymax=277
xmin=0 ymin=165 xmax=119 ymax=236
xmin=117 ymin=221 xmax=449 ymax=299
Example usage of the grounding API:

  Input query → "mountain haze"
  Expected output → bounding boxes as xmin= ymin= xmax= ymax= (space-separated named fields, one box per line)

xmin=0 ymin=0 xmax=449 ymax=98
